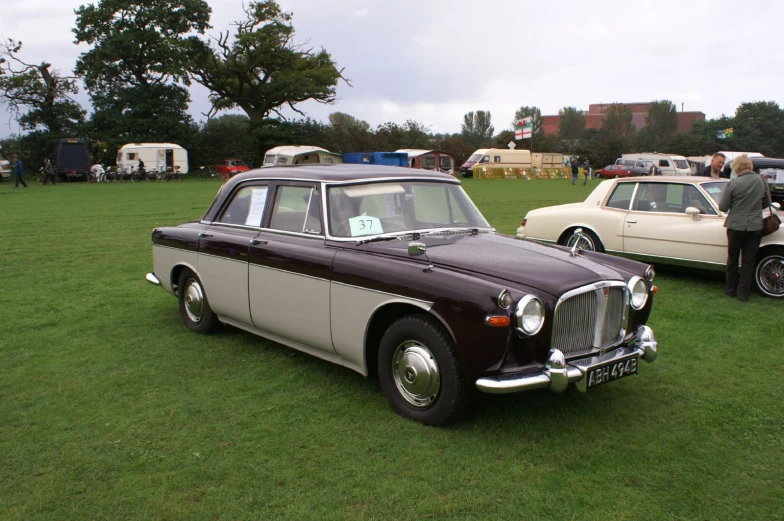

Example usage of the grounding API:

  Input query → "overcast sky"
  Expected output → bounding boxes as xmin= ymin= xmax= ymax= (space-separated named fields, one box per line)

xmin=2 ymin=0 xmax=784 ymax=138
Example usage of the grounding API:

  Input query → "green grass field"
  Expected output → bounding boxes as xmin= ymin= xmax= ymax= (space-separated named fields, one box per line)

xmin=1 ymin=176 xmax=782 ymax=520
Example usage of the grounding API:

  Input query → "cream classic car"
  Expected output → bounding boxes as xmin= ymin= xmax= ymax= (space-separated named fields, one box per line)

xmin=517 ymin=177 xmax=784 ymax=297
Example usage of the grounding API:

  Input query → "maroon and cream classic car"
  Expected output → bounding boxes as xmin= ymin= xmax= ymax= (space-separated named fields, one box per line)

xmin=146 ymin=165 xmax=658 ymax=425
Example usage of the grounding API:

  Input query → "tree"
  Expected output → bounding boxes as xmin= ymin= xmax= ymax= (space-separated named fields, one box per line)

xmin=511 ymin=106 xmax=543 ymax=136
xmin=601 ymin=104 xmax=635 ymax=140
xmin=324 ymin=112 xmax=372 ymax=152
xmin=192 ymin=114 xmax=254 ymax=167
xmin=644 ymin=100 xmax=678 ymax=150
xmin=189 ymin=1 xmax=347 ymax=125
xmin=0 ymin=39 xmax=85 ymax=135
xmin=73 ymin=0 xmax=211 ymax=144
xmin=461 ymin=110 xmax=494 ymax=147
xmin=558 ymin=106 xmax=585 ymax=150
xmin=732 ymin=101 xmax=784 ymax=157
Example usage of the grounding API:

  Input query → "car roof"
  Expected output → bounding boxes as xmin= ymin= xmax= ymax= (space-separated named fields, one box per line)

xmin=228 ymin=164 xmax=457 ymax=183
xmin=615 ymin=176 xmax=726 ymax=184
xmin=751 ymin=157 xmax=784 ymax=167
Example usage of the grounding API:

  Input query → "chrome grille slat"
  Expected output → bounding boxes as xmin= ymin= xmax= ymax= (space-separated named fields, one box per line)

xmin=552 ymin=284 xmax=628 ymax=359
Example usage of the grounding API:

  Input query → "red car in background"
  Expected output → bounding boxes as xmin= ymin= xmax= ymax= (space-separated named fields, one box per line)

xmin=216 ymin=158 xmax=250 ymax=179
xmin=595 ymin=164 xmax=634 ymax=179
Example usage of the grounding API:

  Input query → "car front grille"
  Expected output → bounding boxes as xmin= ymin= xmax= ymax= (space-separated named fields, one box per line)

xmin=551 ymin=283 xmax=628 ymax=358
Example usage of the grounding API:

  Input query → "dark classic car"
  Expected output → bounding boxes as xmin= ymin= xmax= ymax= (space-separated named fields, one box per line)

xmin=146 ymin=165 xmax=658 ymax=425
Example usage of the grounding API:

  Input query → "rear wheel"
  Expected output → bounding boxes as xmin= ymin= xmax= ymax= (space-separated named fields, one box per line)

xmin=562 ymin=228 xmax=604 ymax=253
xmin=177 ymin=269 xmax=220 ymax=333
xmin=755 ymin=247 xmax=784 ymax=297
xmin=378 ymin=315 xmax=466 ymax=426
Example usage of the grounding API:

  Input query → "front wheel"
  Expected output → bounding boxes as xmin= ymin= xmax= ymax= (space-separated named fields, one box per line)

xmin=562 ymin=228 xmax=603 ymax=252
xmin=755 ymin=247 xmax=784 ymax=297
xmin=378 ymin=315 xmax=466 ymax=426
xmin=177 ymin=269 xmax=220 ymax=333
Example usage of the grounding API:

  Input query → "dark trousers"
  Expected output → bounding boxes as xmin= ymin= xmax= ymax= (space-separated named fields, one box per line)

xmin=42 ymin=174 xmax=56 ymax=185
xmin=726 ymin=229 xmax=762 ymax=300
xmin=14 ymin=173 xmax=27 ymax=187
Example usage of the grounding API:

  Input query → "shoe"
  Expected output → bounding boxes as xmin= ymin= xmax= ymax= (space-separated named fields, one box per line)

xmin=725 ymin=291 xmax=736 ymax=297
xmin=738 ymin=296 xmax=748 ymax=302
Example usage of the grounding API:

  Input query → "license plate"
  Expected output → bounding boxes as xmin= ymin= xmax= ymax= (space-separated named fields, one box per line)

xmin=585 ymin=356 xmax=638 ymax=389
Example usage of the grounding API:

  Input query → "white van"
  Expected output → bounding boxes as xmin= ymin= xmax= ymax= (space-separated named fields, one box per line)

xmin=0 ymin=144 xmax=11 ymax=179
xmin=460 ymin=148 xmax=532 ymax=178
xmin=621 ymin=153 xmax=691 ymax=176
xmin=117 ymin=143 xmax=189 ymax=173
xmin=262 ymin=146 xmax=343 ymax=167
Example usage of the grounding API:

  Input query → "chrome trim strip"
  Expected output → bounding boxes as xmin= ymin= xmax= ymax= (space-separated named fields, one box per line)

xmin=605 ymin=250 xmax=726 ymax=271
xmin=254 ymin=264 xmax=329 ymax=283
xmin=197 ymin=252 xmax=246 ymax=264
xmin=331 ymin=281 xmax=433 ymax=306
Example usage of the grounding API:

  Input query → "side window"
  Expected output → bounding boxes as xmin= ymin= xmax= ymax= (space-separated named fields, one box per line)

xmin=439 ymin=155 xmax=453 ymax=171
xmin=269 ymin=185 xmax=322 ymax=234
xmin=633 ymin=183 xmax=680 ymax=213
xmin=605 ymin=183 xmax=636 ymax=210
xmin=494 ymin=155 xmax=501 ymax=162
xmin=361 ymin=154 xmax=371 ymax=163
xmin=219 ymin=185 xmax=269 ymax=226
xmin=683 ymin=185 xmax=717 ymax=215
xmin=127 ymin=152 xmax=137 ymax=161
xmin=263 ymin=155 xmax=275 ymax=165
xmin=659 ymin=160 xmax=670 ymax=167
xmin=480 ymin=155 xmax=490 ymax=164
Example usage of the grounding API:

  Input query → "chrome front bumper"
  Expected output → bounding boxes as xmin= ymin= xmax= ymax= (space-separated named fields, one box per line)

xmin=475 ymin=326 xmax=657 ymax=394
xmin=145 ymin=272 xmax=161 ymax=286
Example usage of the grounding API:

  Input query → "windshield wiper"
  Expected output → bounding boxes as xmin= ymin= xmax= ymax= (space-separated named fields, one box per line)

xmin=356 ymin=233 xmax=412 ymax=245
xmin=421 ymin=228 xmax=481 ymax=237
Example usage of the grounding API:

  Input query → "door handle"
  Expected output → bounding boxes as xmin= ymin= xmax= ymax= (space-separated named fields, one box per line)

xmin=250 ymin=239 xmax=267 ymax=246
xmin=198 ymin=232 xmax=213 ymax=237
xmin=626 ymin=220 xmax=637 ymax=224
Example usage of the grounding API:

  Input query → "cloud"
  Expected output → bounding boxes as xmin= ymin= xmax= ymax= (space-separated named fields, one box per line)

xmin=353 ymin=8 xmax=369 ymax=17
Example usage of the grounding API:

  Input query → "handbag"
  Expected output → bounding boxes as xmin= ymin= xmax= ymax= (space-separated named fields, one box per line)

xmin=761 ymin=181 xmax=780 ymax=236
xmin=762 ymin=210 xmax=780 ymax=236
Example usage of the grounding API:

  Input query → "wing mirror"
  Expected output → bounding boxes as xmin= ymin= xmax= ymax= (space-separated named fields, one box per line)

xmin=684 ymin=207 xmax=701 ymax=221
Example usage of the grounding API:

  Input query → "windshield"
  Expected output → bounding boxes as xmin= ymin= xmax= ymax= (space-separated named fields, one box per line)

xmin=674 ymin=160 xmax=689 ymax=169
xmin=701 ymin=181 xmax=728 ymax=205
xmin=327 ymin=181 xmax=490 ymax=238
xmin=466 ymin=154 xmax=482 ymax=163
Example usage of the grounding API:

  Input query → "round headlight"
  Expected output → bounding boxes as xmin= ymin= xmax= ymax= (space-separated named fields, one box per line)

xmin=516 ymin=295 xmax=545 ymax=336
xmin=628 ymin=276 xmax=649 ymax=310
xmin=645 ymin=265 xmax=655 ymax=282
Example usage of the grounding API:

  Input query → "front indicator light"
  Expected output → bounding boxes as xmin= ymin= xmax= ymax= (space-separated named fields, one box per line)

xmin=485 ymin=316 xmax=511 ymax=327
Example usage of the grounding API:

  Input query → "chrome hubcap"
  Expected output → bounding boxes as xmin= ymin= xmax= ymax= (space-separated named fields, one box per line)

xmin=391 ymin=341 xmax=440 ymax=408
xmin=183 ymin=278 xmax=205 ymax=323
xmin=757 ymin=256 xmax=784 ymax=296
xmin=566 ymin=232 xmax=595 ymax=251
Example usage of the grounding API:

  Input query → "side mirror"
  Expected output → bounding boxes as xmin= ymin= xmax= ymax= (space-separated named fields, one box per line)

xmin=685 ymin=207 xmax=701 ymax=221
xmin=772 ymin=202 xmax=782 ymax=210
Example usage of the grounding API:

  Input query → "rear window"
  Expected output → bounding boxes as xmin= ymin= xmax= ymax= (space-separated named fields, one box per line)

xmin=674 ymin=160 xmax=688 ymax=169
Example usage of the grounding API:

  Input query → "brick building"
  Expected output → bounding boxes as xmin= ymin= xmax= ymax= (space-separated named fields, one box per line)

xmin=541 ymin=102 xmax=705 ymax=136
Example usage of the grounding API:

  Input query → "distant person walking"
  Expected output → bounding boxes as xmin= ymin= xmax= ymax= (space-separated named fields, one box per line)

xmin=570 ymin=159 xmax=579 ymax=185
xmin=13 ymin=155 xmax=27 ymax=188
xmin=718 ymin=155 xmax=769 ymax=302
xmin=42 ymin=158 xmax=57 ymax=185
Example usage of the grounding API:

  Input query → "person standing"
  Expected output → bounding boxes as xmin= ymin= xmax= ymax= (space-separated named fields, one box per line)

xmin=699 ymin=153 xmax=730 ymax=179
xmin=42 ymin=158 xmax=57 ymax=185
xmin=13 ymin=155 xmax=28 ymax=188
xmin=570 ymin=158 xmax=579 ymax=185
xmin=582 ymin=159 xmax=591 ymax=185
xmin=718 ymin=155 xmax=770 ymax=301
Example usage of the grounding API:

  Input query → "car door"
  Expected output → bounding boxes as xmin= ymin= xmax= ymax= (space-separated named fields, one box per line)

xmin=248 ymin=182 xmax=336 ymax=354
xmin=198 ymin=183 xmax=270 ymax=324
xmin=623 ymin=182 xmax=727 ymax=266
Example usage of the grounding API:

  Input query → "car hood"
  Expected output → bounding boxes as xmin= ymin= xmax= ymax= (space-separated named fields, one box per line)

xmin=362 ymin=232 xmax=626 ymax=297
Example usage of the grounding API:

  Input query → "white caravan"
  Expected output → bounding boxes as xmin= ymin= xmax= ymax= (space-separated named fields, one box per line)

xmin=116 ymin=143 xmax=189 ymax=174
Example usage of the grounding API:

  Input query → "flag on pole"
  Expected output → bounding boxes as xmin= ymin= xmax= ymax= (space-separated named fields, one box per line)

xmin=716 ymin=127 xmax=734 ymax=139
xmin=514 ymin=117 xmax=533 ymax=140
